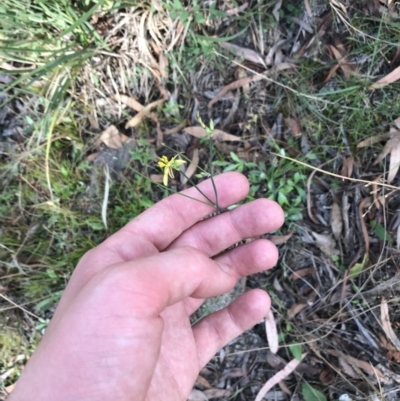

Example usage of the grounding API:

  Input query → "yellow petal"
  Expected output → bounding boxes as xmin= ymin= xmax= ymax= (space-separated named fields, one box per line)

xmin=163 ymin=169 xmax=169 ymax=186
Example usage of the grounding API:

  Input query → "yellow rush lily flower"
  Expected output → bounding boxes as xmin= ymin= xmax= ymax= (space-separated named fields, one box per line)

xmin=157 ymin=155 xmax=186 ymax=186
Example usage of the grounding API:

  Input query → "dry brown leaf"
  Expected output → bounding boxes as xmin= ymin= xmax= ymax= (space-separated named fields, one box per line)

xmin=150 ymin=174 xmax=164 ymax=183
xmin=208 ymin=74 xmax=264 ymax=108
xmin=287 ymin=302 xmax=308 ymax=319
xmin=236 ymin=67 xmax=250 ymax=93
xmin=125 ymin=98 xmax=165 ymax=129
xmin=219 ymin=42 xmax=265 ymax=65
xmin=358 ymin=197 xmax=371 ymax=256
xmin=319 ymin=366 xmax=336 ymax=385
xmin=285 ymin=117 xmax=301 ymax=136
xmin=278 ymin=380 xmax=292 ymax=395
xmin=268 ymin=233 xmax=293 ymax=245
xmin=255 ymin=356 xmax=303 ymax=401
xmin=330 ymin=202 xmax=343 ymax=240
xmin=372 ymin=174 xmax=384 ymax=209
xmin=312 ymin=232 xmax=339 ymax=257
xmin=357 ymin=133 xmax=392 ymax=147
xmin=184 ymin=127 xmax=242 ymax=142
xmin=327 ymin=350 xmax=387 ymax=380
xmin=373 ymin=129 xmax=400 ymax=183
xmin=370 ymin=65 xmax=400 ymax=89
xmin=182 ymin=148 xmax=199 ymax=185
xmin=159 ymin=51 xmax=169 ymax=80
xmin=225 ymin=2 xmax=249 ymax=15
xmin=329 ymin=45 xmax=357 ymax=79
xmin=290 ymin=268 xmax=316 ymax=281
xmin=97 ymin=125 xmax=132 ymax=149
xmin=188 ymin=389 xmax=208 ymax=401
xmin=204 ymin=389 xmax=231 ymax=399
xmin=164 ymin=120 xmax=187 ymax=135
xmin=341 ymin=156 xmax=354 ymax=178
xmin=196 ymin=375 xmax=212 ymax=389
xmin=381 ymin=298 xmax=400 ymax=351
xmin=265 ymin=309 xmax=279 ymax=354
xmin=322 ymin=63 xmax=341 ymax=84
xmin=113 ymin=94 xmax=143 ymax=112
xmin=338 ymin=357 xmax=360 ymax=379
xmin=86 ymin=152 xmax=99 ymax=162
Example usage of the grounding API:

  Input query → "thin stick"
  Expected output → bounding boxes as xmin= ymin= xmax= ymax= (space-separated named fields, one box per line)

xmin=274 ymin=153 xmax=400 ymax=191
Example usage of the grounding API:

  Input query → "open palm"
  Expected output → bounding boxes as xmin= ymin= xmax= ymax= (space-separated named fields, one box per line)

xmin=10 ymin=172 xmax=283 ymax=401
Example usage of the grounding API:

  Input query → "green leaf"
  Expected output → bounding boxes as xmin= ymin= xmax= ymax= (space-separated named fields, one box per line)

xmin=278 ymin=192 xmax=289 ymax=206
xmin=230 ymin=152 xmax=241 ymax=163
xmin=349 ymin=254 xmax=367 ymax=279
xmin=289 ymin=343 xmax=302 ymax=361
xmin=180 ymin=10 xmax=189 ymax=22
xmin=301 ymin=382 xmax=327 ymax=401
xmin=370 ymin=220 xmax=392 ymax=242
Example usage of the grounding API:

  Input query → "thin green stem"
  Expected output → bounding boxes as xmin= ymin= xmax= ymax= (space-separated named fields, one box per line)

xmin=179 ymin=171 xmax=217 ymax=208
xmin=208 ymin=135 xmax=220 ymax=214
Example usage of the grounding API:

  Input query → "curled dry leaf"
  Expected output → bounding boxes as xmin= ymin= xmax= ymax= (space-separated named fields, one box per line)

xmin=319 ymin=366 xmax=336 ymax=385
xmin=184 ymin=126 xmax=242 ymax=142
xmin=196 ymin=375 xmax=212 ymax=389
xmin=380 ymin=298 xmax=400 ymax=351
xmin=287 ymin=302 xmax=308 ymax=319
xmin=208 ymin=74 xmax=264 ymax=108
xmin=164 ymin=120 xmax=187 ymax=135
xmin=285 ymin=117 xmax=301 ymax=137
xmin=329 ymin=44 xmax=357 ymax=80
xmin=358 ymin=197 xmax=371 ymax=255
xmin=357 ymin=132 xmax=392 ymax=148
xmin=278 ymin=380 xmax=292 ymax=396
xmin=373 ymin=129 xmax=400 ymax=183
xmin=290 ymin=268 xmax=316 ymax=281
xmin=327 ymin=350 xmax=388 ymax=382
xmin=312 ymin=232 xmax=339 ymax=257
xmin=159 ymin=51 xmax=169 ymax=80
xmin=219 ymin=42 xmax=265 ymax=66
xmin=225 ymin=2 xmax=248 ymax=15
xmin=265 ymin=309 xmax=279 ymax=354
xmin=181 ymin=148 xmax=199 ymax=185
xmin=341 ymin=156 xmax=354 ymax=178
xmin=97 ymin=125 xmax=132 ymax=149
xmin=330 ymin=202 xmax=343 ymax=240
xmin=113 ymin=94 xmax=144 ymax=112
xmin=268 ymin=232 xmax=293 ymax=245
xmin=338 ymin=356 xmax=360 ymax=379
xmin=255 ymin=356 xmax=303 ymax=401
xmin=125 ymin=98 xmax=165 ymax=129
xmin=370 ymin=65 xmax=400 ymax=90
xmin=188 ymin=389 xmax=208 ymax=401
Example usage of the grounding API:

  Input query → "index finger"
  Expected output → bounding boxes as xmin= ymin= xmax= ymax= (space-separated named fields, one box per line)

xmin=105 ymin=171 xmax=249 ymax=255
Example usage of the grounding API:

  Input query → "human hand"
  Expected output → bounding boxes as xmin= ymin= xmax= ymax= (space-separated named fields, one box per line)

xmin=9 ymin=172 xmax=284 ymax=401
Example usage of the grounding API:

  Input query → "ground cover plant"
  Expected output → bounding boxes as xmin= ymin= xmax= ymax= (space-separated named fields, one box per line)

xmin=2 ymin=0 xmax=400 ymax=400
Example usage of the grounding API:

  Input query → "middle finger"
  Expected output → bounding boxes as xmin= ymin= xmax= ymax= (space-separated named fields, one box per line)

xmin=169 ymin=198 xmax=284 ymax=256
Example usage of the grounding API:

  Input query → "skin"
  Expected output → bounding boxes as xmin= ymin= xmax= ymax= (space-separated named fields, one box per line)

xmin=9 ymin=172 xmax=284 ymax=401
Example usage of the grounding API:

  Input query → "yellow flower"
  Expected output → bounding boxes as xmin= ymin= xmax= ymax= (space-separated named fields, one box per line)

xmin=157 ymin=155 xmax=186 ymax=185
